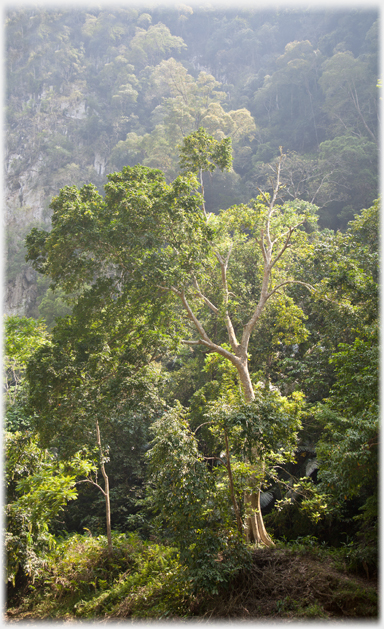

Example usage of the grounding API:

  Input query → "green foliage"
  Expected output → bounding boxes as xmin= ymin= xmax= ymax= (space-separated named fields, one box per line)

xmin=5 ymin=431 xmax=94 ymax=585
xmin=5 ymin=315 xmax=49 ymax=373
xmin=146 ymin=403 xmax=251 ymax=594
xmin=5 ymin=8 xmax=379 ymax=337
xmin=25 ymin=166 xmax=212 ymax=335
xmin=275 ymin=200 xmax=379 ymax=403
xmin=7 ymin=532 xmax=191 ymax=619
xmin=4 ymin=316 xmax=50 ymax=431
xmin=7 ymin=533 xmax=379 ymax=619
xmin=24 ymin=130 xmax=335 ymax=552
xmin=316 ymin=330 xmax=378 ymax=509
xmin=26 ymin=311 xmax=164 ymax=456
xmin=206 ymin=386 xmax=304 ymax=468
xmin=129 ymin=22 xmax=186 ymax=67
xmin=319 ymin=51 xmax=377 ymax=142
xmin=309 ymin=205 xmax=378 ymax=515
xmin=297 ymin=204 xmax=378 ymax=563
xmin=24 ymin=293 xmax=166 ymax=536
xmin=178 ymin=126 xmax=232 ymax=175
xmin=318 ymin=135 xmax=378 ymax=226
xmin=36 ymin=277 xmax=73 ymax=329
xmin=203 ymin=385 xmax=308 ymax=530
xmin=4 ymin=9 xmax=380 ymax=613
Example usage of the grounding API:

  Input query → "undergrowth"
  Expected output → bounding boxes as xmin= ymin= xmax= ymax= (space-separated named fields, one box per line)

xmin=8 ymin=531 xmax=193 ymax=619
xmin=7 ymin=531 xmax=378 ymax=620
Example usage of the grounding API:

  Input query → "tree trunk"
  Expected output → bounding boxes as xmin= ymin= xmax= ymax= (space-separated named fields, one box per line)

xmin=236 ymin=360 xmax=275 ymax=547
xmin=236 ymin=357 xmax=256 ymax=404
xmin=102 ymin=468 xmax=113 ymax=557
xmin=244 ymin=491 xmax=274 ymax=546
xmin=96 ymin=421 xmax=113 ymax=557
xmin=224 ymin=429 xmax=243 ymax=535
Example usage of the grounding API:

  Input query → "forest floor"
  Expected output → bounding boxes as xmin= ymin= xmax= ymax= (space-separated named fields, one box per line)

xmin=195 ymin=547 xmax=378 ymax=620
xmin=6 ymin=543 xmax=378 ymax=622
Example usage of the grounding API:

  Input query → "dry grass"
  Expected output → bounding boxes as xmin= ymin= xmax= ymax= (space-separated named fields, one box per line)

xmin=193 ymin=547 xmax=378 ymax=619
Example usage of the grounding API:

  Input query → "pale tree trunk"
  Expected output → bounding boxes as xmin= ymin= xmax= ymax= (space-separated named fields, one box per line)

xmin=236 ymin=357 xmax=256 ymax=404
xmin=95 ymin=421 xmax=113 ymax=557
xmin=236 ymin=361 xmax=274 ymax=547
xmin=244 ymin=489 xmax=274 ymax=546
xmin=224 ymin=429 xmax=243 ymax=534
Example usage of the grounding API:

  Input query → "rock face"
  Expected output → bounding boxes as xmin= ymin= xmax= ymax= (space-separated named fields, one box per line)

xmin=5 ymin=128 xmax=54 ymax=316
xmin=6 ymin=268 xmax=38 ymax=317
xmin=4 ymin=85 xmax=102 ymax=316
xmin=4 ymin=13 xmax=164 ymax=315
xmin=5 ymin=157 xmax=46 ymax=316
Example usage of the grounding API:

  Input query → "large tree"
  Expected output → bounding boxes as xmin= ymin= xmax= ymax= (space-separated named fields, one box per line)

xmin=26 ymin=129 xmax=318 ymax=545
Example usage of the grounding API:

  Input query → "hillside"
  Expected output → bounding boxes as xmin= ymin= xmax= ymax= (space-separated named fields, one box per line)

xmin=5 ymin=5 xmax=379 ymax=316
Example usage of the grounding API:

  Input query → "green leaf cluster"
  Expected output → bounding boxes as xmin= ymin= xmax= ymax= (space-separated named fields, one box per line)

xmin=6 ymin=431 xmax=94 ymax=585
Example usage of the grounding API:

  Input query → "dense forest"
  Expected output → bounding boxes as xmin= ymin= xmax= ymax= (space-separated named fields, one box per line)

xmin=5 ymin=4 xmax=379 ymax=621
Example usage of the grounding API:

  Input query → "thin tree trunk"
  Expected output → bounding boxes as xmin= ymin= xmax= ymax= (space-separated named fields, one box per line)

xmin=95 ymin=420 xmax=113 ymax=557
xmin=199 ymin=168 xmax=206 ymax=217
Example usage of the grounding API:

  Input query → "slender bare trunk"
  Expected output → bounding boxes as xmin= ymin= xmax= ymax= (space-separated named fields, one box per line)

xmin=96 ymin=420 xmax=113 ymax=557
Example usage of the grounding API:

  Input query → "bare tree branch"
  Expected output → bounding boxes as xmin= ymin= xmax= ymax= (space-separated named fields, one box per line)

xmin=194 ymin=420 xmax=213 ymax=434
xmin=193 ymin=277 xmax=218 ymax=314
xmin=179 ymin=290 xmax=213 ymax=344
xmin=258 ymin=228 xmax=268 ymax=263
xmin=271 ymin=220 xmax=305 ymax=247
xmin=75 ymin=477 xmax=106 ymax=497
xmin=198 ymin=338 xmax=240 ymax=364
xmin=215 ymin=245 xmax=239 ymax=352
xmin=256 ymin=188 xmax=270 ymax=207
xmin=270 ymin=228 xmax=293 ymax=269
xmin=350 ymin=84 xmax=378 ymax=146
xmin=203 ymin=455 xmax=227 ymax=466
xmin=240 ymin=264 xmax=271 ymax=350
xmin=266 ymin=280 xmax=315 ymax=301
